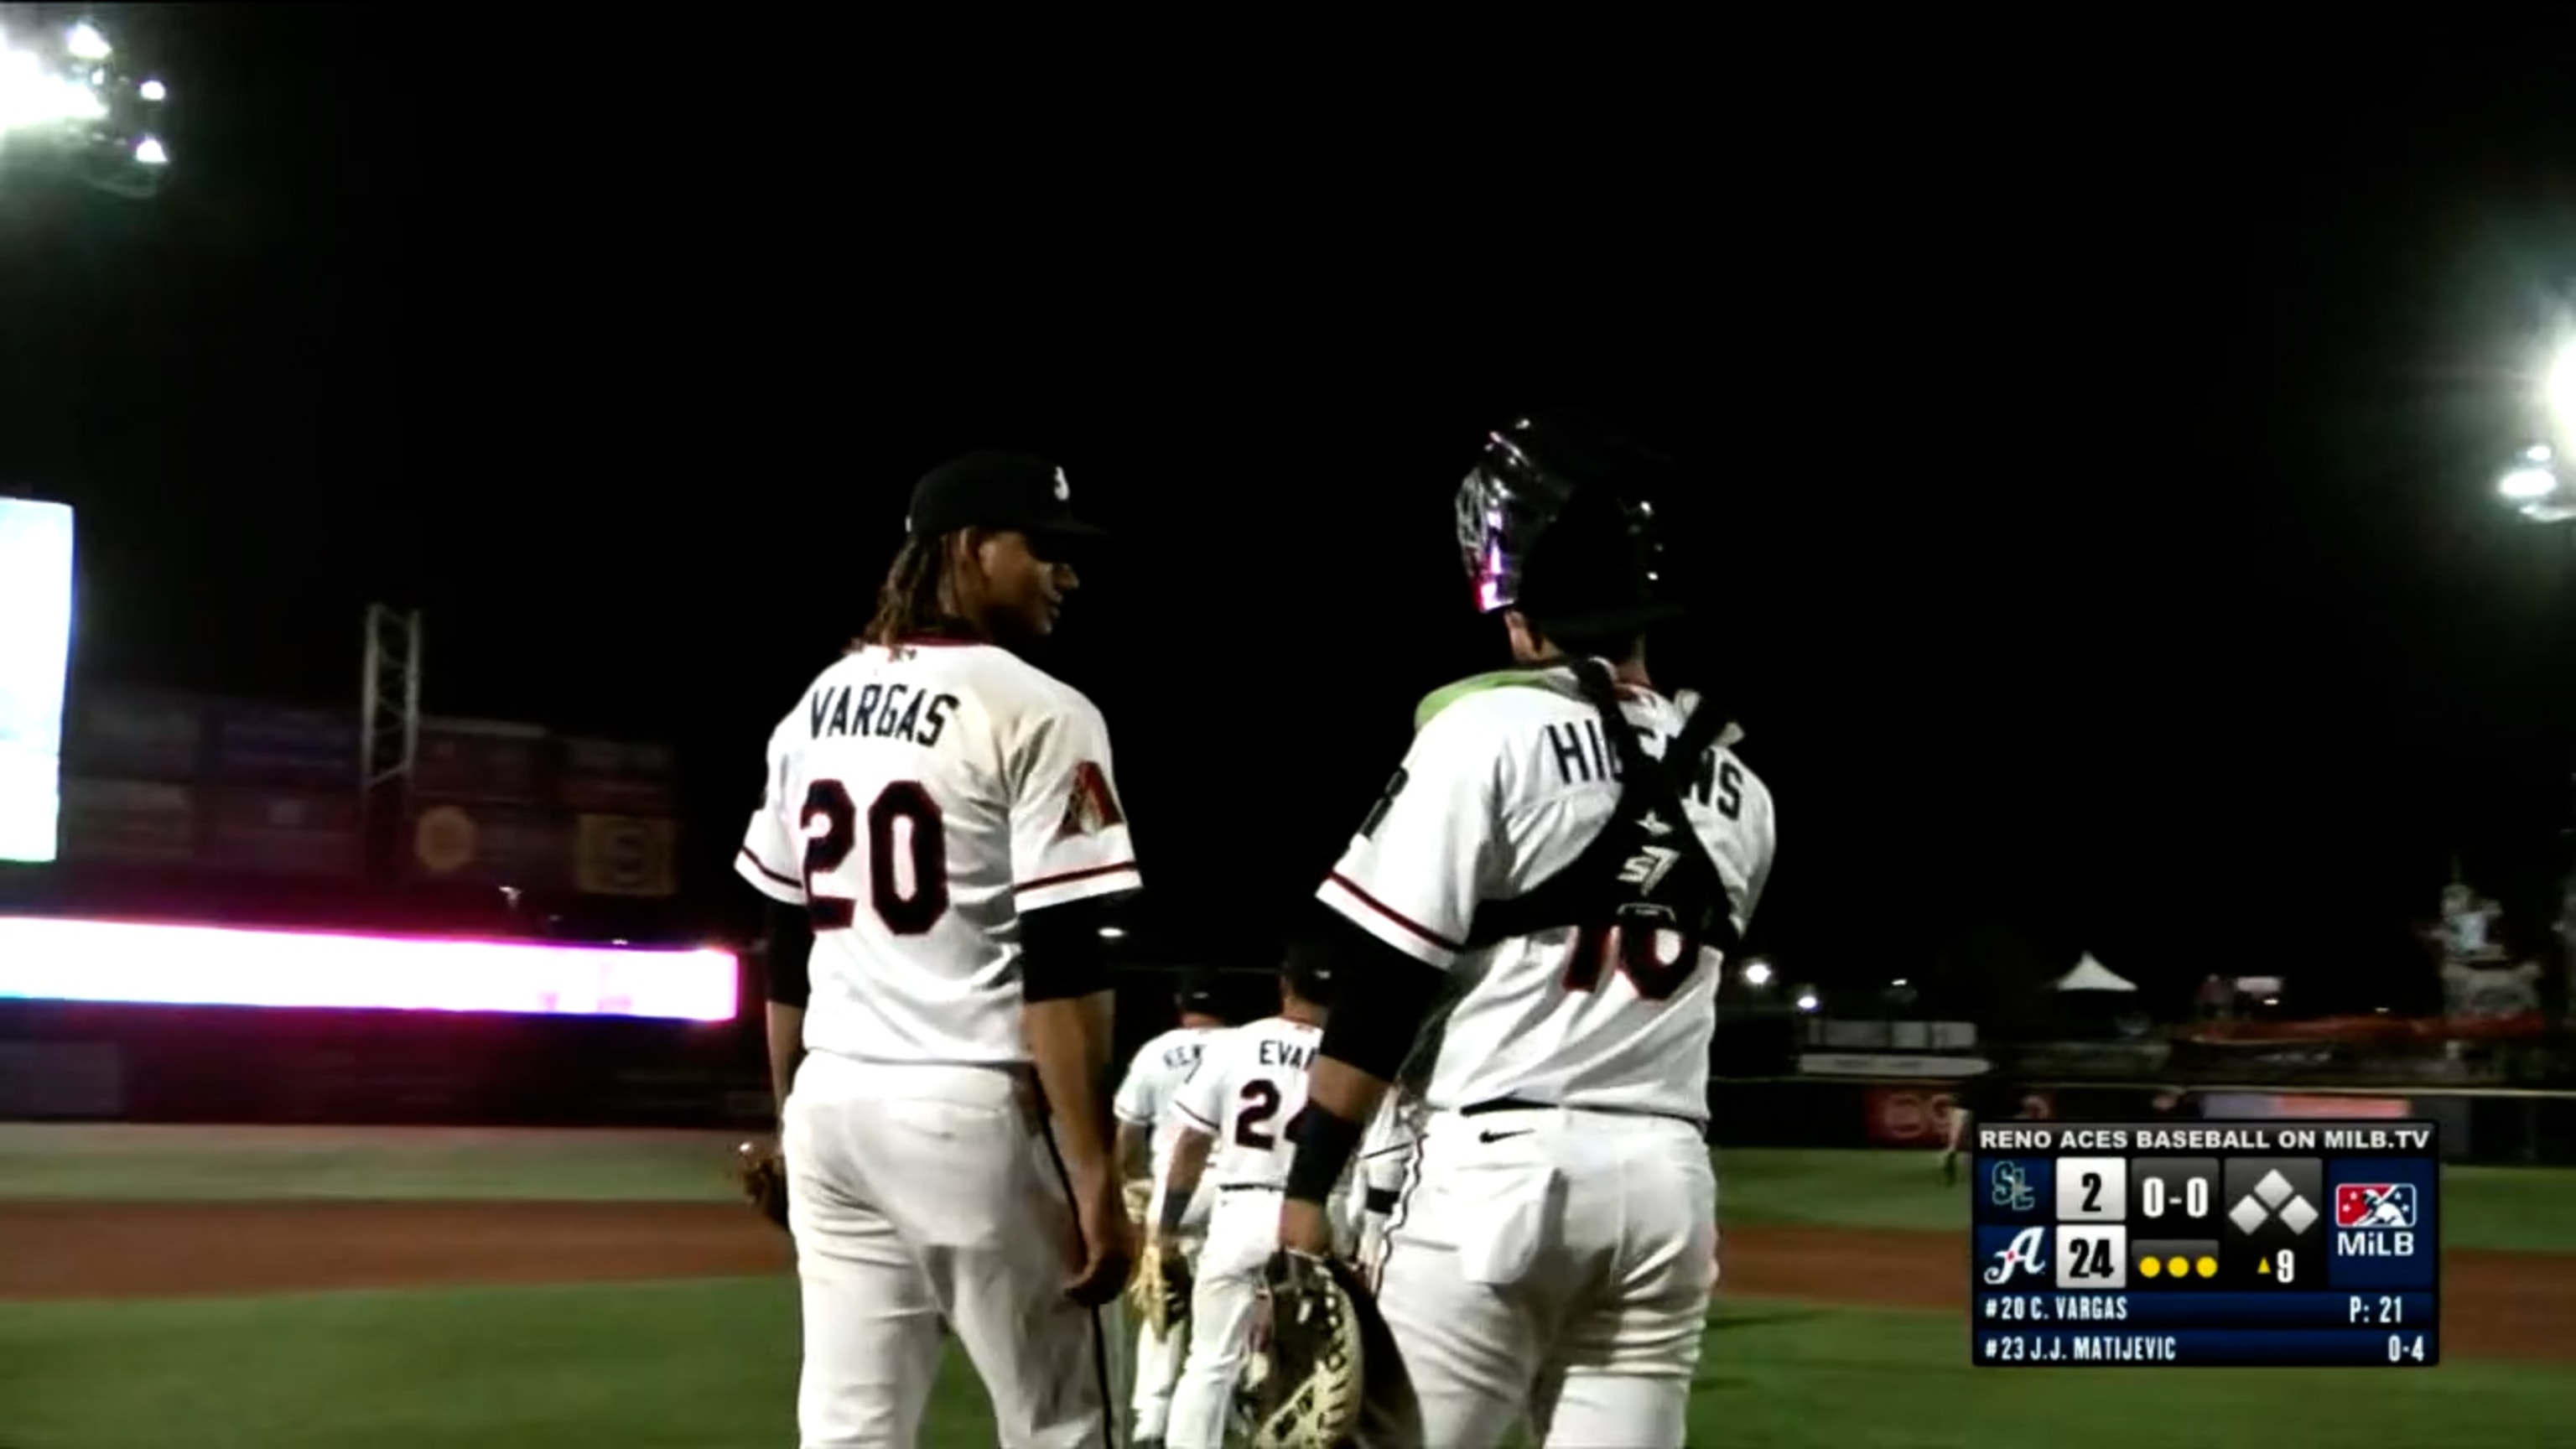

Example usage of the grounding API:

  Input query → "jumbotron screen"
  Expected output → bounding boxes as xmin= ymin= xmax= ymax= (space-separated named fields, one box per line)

xmin=0 ymin=496 xmax=75 ymax=865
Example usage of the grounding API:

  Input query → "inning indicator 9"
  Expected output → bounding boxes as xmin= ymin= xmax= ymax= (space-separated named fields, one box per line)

xmin=1971 ymin=1119 xmax=2438 ymax=1368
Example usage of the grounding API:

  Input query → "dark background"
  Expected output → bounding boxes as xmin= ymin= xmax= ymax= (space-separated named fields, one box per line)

xmin=6 ymin=8 xmax=2575 ymax=1017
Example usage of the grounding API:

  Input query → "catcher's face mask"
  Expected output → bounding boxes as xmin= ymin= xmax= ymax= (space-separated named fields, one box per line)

xmin=1455 ymin=410 xmax=1680 ymax=631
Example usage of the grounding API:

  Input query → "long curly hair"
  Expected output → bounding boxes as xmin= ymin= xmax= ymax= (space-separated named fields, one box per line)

xmin=855 ymin=532 xmax=981 ymax=651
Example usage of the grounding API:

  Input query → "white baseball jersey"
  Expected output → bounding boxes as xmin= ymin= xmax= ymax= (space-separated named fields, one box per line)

xmin=1315 ymin=672 xmax=1775 ymax=1123
xmin=1115 ymin=1025 xmax=1218 ymax=1171
xmin=1169 ymin=1016 xmax=1323 ymax=1191
xmin=735 ymin=639 xmax=1142 ymax=1066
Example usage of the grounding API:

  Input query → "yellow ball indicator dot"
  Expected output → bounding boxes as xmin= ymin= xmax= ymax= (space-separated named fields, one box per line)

xmin=2196 ymin=1257 xmax=2219 ymax=1279
xmin=2166 ymin=1257 xmax=2189 ymax=1277
xmin=2138 ymin=1257 xmax=2162 ymax=1279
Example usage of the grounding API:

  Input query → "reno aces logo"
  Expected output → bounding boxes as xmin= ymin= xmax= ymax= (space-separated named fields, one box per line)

xmin=1980 ymin=1226 xmax=2050 ymax=1286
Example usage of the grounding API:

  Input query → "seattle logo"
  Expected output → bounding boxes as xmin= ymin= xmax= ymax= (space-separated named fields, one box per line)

xmin=1987 ymin=1160 xmax=2037 ymax=1213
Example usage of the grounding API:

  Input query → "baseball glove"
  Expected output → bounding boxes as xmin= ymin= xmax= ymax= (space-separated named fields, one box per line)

xmin=1126 ymin=1241 xmax=1192 ymax=1340
xmin=1239 ymin=1248 xmax=1368 ymax=1449
xmin=734 ymin=1140 xmax=789 ymax=1232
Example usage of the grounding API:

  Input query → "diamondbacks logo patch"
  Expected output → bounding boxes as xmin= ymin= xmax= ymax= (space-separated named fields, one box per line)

xmin=1055 ymin=761 xmax=1124 ymax=840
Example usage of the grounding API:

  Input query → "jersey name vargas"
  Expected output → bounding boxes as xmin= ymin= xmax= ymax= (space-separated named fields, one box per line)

xmin=808 ymin=680 xmax=960 ymax=748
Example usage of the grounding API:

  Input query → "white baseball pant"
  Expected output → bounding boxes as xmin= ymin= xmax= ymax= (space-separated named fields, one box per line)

xmin=782 ymin=1053 xmax=1114 ymax=1449
xmin=1366 ymin=1106 xmax=1715 ymax=1448
xmin=1130 ymin=1175 xmax=1215 ymax=1442
xmin=1163 ymin=1183 xmax=1285 ymax=1449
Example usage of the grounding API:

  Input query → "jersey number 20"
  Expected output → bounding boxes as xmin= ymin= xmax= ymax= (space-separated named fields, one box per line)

xmin=801 ymin=780 xmax=949 ymax=934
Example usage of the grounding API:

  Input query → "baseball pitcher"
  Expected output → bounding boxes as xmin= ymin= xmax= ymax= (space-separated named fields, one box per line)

xmin=739 ymin=449 xmax=1139 ymax=1449
xmin=1151 ymin=957 xmax=1336 ymax=1449
xmin=1271 ymin=411 xmax=1778 ymax=1447
xmin=1111 ymin=974 xmax=1228 ymax=1446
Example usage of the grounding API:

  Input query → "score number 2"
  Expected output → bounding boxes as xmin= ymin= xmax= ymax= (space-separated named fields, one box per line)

xmin=802 ymin=779 xmax=950 ymax=934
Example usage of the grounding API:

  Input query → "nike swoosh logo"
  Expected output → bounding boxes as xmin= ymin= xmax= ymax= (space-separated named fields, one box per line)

xmin=1478 ymin=1129 xmax=1533 ymax=1144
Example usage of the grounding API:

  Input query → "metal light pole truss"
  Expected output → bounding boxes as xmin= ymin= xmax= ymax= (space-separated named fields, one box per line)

xmin=359 ymin=604 xmax=423 ymax=870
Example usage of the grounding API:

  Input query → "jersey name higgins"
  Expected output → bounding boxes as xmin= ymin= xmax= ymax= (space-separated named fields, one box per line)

xmin=807 ymin=680 xmax=961 ymax=748
xmin=1541 ymin=717 xmax=1744 ymax=813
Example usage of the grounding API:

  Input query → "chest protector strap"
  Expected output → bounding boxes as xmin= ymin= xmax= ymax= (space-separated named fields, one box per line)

xmin=1462 ymin=662 xmax=1742 ymax=993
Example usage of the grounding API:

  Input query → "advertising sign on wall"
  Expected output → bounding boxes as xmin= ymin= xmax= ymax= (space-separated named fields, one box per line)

xmin=557 ymin=737 xmax=675 ymax=816
xmin=64 ymin=688 xmax=203 ymax=782
xmin=204 ymin=702 xmax=359 ymax=789
xmin=199 ymin=787 xmax=361 ymax=879
xmin=408 ymin=802 xmax=571 ymax=891
xmin=572 ymin=814 xmax=677 ymax=897
xmin=56 ymin=778 xmax=197 ymax=866
xmin=413 ymin=718 xmax=550 ymax=805
xmin=1865 ymin=1083 xmax=2058 ymax=1149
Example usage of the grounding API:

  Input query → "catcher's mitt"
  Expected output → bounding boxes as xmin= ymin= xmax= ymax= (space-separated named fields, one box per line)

xmin=734 ymin=1140 xmax=789 ymax=1232
xmin=1239 ymin=1249 xmax=1368 ymax=1449
xmin=1125 ymin=1241 xmax=1192 ymax=1340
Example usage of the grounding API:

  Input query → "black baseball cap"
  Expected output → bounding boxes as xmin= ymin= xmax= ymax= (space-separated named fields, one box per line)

xmin=906 ymin=449 xmax=1109 ymax=546
xmin=1176 ymin=969 xmax=1222 ymax=1015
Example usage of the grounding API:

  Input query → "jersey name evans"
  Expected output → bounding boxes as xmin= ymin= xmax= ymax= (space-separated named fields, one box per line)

xmin=1542 ymin=716 xmax=1744 ymax=816
xmin=808 ymin=679 xmax=961 ymax=748
xmin=1258 ymin=1037 xmax=1314 ymax=1072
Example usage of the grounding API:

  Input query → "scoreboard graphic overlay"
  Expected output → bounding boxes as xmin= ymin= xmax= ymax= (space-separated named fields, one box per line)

xmin=1971 ymin=1120 xmax=2438 ymax=1367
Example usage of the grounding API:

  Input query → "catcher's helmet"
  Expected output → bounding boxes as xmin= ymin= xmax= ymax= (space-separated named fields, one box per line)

xmin=1455 ymin=409 xmax=1685 ymax=641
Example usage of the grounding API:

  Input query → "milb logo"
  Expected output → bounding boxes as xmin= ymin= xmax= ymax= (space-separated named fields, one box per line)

xmin=2334 ymin=1182 xmax=2419 ymax=1257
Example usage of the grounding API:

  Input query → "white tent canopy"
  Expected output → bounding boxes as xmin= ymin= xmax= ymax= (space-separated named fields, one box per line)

xmin=2055 ymin=953 xmax=2138 ymax=993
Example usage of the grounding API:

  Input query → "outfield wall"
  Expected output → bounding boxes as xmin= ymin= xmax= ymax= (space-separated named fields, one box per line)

xmin=11 ymin=970 xmax=2576 ymax=1167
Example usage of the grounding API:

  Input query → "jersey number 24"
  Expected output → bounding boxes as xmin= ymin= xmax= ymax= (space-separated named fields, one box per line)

xmin=801 ymin=780 xmax=949 ymax=934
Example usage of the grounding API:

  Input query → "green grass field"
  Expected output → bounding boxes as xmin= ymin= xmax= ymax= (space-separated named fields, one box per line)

xmin=1 ymin=1125 xmax=2569 ymax=1448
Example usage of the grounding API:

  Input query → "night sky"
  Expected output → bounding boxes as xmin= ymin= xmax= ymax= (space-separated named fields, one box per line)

xmin=7 ymin=10 xmax=2576 ymax=1013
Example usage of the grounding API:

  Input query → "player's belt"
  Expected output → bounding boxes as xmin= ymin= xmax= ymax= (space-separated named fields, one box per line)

xmin=1218 ymin=1182 xmax=1284 ymax=1193
xmin=1460 ymin=1096 xmax=1704 ymax=1129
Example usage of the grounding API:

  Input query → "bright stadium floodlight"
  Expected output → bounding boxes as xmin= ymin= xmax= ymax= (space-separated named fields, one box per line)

xmin=0 ymin=14 xmax=171 ymax=200
xmin=2549 ymin=340 xmax=2576 ymax=447
xmin=1741 ymin=958 xmax=1774 ymax=988
xmin=2499 ymin=448 xmax=2576 ymax=524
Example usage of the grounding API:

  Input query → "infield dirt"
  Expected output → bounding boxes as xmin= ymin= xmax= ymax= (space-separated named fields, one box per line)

xmin=1 ymin=1203 xmax=2568 ymax=1363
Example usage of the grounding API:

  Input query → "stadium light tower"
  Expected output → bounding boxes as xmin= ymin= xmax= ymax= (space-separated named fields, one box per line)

xmin=360 ymin=605 xmax=423 ymax=886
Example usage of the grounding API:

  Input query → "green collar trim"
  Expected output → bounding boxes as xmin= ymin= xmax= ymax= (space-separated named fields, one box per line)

xmin=1413 ymin=668 xmax=1567 ymax=731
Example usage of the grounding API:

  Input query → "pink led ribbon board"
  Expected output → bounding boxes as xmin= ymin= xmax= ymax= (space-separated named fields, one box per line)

xmin=0 ymin=917 xmax=739 ymax=1021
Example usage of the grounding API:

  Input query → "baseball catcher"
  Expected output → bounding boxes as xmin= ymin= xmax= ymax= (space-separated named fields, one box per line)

xmin=1268 ymin=410 xmax=1776 ymax=1446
